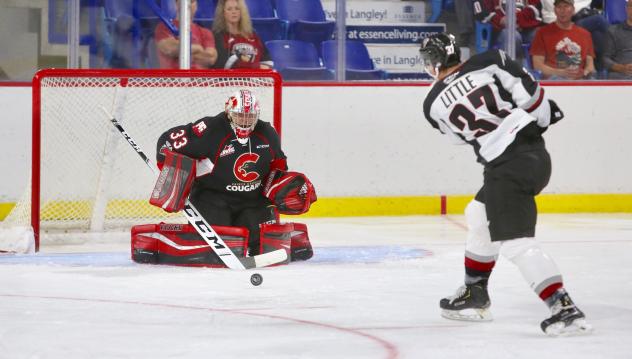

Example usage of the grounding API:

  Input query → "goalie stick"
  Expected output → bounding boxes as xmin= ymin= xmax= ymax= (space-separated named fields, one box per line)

xmin=100 ymin=107 xmax=288 ymax=270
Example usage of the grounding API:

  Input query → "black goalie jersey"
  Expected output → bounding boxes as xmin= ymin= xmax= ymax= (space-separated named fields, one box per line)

xmin=423 ymin=49 xmax=553 ymax=164
xmin=156 ymin=112 xmax=286 ymax=202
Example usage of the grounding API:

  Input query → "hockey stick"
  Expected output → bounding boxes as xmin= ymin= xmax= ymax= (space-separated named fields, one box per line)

xmin=100 ymin=107 xmax=288 ymax=270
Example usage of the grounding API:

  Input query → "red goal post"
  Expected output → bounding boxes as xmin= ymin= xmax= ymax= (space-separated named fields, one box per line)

xmin=3 ymin=69 xmax=282 ymax=252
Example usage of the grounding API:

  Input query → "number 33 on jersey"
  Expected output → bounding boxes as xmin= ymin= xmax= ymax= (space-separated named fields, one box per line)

xmin=156 ymin=112 xmax=287 ymax=200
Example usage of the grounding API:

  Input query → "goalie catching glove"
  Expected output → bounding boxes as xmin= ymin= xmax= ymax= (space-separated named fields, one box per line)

xmin=264 ymin=170 xmax=317 ymax=215
xmin=150 ymin=149 xmax=196 ymax=212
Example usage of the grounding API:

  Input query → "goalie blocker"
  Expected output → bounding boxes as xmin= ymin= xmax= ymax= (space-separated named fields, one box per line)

xmin=131 ymin=221 xmax=312 ymax=267
xmin=150 ymin=149 xmax=196 ymax=212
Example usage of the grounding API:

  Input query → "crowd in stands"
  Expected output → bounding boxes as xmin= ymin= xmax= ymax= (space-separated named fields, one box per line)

xmin=62 ymin=0 xmax=632 ymax=81
xmin=465 ymin=0 xmax=632 ymax=79
xmin=531 ymin=0 xmax=597 ymax=79
xmin=602 ymin=0 xmax=632 ymax=79
xmin=155 ymin=0 xmax=271 ymax=69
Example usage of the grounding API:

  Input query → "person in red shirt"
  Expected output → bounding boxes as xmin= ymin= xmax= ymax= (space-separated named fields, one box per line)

xmin=530 ymin=0 xmax=595 ymax=79
xmin=154 ymin=0 xmax=218 ymax=69
xmin=212 ymin=0 xmax=273 ymax=69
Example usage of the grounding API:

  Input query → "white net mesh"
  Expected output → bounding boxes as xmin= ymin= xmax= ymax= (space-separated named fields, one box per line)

xmin=1 ymin=70 xmax=281 ymax=251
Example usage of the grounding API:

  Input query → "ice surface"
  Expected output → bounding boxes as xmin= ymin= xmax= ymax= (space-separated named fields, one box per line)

xmin=1 ymin=214 xmax=631 ymax=359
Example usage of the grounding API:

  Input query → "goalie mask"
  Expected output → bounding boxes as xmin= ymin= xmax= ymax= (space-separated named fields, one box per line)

xmin=225 ymin=89 xmax=260 ymax=141
xmin=419 ymin=33 xmax=461 ymax=79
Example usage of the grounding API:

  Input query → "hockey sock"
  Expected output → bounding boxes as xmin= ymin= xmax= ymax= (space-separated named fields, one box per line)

xmin=463 ymin=200 xmax=501 ymax=287
xmin=543 ymin=286 xmax=567 ymax=307
xmin=465 ymin=255 xmax=494 ymax=286
xmin=501 ymin=237 xmax=563 ymax=302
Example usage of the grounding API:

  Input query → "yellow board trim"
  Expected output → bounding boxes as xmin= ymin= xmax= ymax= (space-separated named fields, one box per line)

xmin=2 ymin=194 xmax=632 ymax=221
xmin=290 ymin=193 xmax=632 ymax=217
xmin=0 ymin=203 xmax=15 ymax=221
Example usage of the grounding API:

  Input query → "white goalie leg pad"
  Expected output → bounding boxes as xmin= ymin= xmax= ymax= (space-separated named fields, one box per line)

xmin=500 ymin=237 xmax=563 ymax=295
xmin=464 ymin=200 xmax=501 ymax=262
xmin=0 ymin=226 xmax=35 ymax=254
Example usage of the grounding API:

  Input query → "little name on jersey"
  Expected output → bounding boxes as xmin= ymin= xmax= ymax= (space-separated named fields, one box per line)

xmin=440 ymin=74 xmax=476 ymax=108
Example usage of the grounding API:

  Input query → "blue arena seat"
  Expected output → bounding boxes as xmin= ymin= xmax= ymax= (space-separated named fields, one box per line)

xmin=104 ymin=0 xmax=139 ymax=67
xmin=321 ymin=40 xmax=386 ymax=80
xmin=275 ymin=0 xmax=334 ymax=53
xmin=49 ymin=0 xmax=101 ymax=46
xmin=266 ymin=40 xmax=334 ymax=81
xmin=427 ymin=0 xmax=455 ymax=22
xmin=193 ymin=0 xmax=216 ymax=29
xmin=135 ymin=0 xmax=159 ymax=22
xmin=252 ymin=18 xmax=286 ymax=42
xmin=104 ymin=0 xmax=170 ymax=68
xmin=161 ymin=0 xmax=177 ymax=19
xmin=245 ymin=0 xmax=286 ymax=42
xmin=475 ymin=21 xmax=493 ymax=54
xmin=104 ymin=0 xmax=133 ymax=23
xmin=605 ymin=0 xmax=627 ymax=24
xmin=48 ymin=0 xmax=113 ymax=67
xmin=245 ymin=0 xmax=275 ymax=17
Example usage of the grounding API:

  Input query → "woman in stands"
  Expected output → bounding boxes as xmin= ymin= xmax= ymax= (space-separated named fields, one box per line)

xmin=212 ymin=0 xmax=273 ymax=69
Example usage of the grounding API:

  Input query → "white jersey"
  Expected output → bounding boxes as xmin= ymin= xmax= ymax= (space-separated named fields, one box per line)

xmin=423 ymin=49 xmax=552 ymax=164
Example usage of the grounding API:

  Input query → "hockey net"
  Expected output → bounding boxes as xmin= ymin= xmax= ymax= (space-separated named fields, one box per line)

xmin=0 ymin=69 xmax=282 ymax=253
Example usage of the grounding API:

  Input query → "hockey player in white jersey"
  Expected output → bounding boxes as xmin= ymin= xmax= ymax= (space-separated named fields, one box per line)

xmin=419 ymin=33 xmax=591 ymax=336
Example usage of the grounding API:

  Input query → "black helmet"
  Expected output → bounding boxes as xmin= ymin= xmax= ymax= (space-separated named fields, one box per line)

xmin=419 ymin=33 xmax=461 ymax=77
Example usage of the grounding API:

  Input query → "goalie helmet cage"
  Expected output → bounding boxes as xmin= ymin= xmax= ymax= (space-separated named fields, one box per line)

xmin=6 ymin=68 xmax=282 ymax=252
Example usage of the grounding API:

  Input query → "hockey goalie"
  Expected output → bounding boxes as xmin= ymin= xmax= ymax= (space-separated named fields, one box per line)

xmin=131 ymin=90 xmax=316 ymax=267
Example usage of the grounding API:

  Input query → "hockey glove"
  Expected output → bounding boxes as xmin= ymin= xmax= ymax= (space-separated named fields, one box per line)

xmin=264 ymin=170 xmax=317 ymax=215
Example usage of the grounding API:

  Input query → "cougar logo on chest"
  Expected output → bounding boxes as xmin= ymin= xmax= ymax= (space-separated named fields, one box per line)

xmin=233 ymin=153 xmax=260 ymax=182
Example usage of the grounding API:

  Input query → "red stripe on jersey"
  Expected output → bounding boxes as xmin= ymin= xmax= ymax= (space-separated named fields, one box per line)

xmin=539 ymin=282 xmax=564 ymax=300
xmin=270 ymin=158 xmax=287 ymax=171
xmin=464 ymin=256 xmax=496 ymax=272
xmin=242 ymin=90 xmax=251 ymax=113
xmin=526 ymin=87 xmax=545 ymax=113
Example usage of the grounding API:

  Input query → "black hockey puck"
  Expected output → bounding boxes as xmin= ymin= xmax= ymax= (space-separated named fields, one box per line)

xmin=250 ymin=273 xmax=263 ymax=286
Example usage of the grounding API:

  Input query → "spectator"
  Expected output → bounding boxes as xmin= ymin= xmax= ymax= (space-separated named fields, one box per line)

xmin=541 ymin=0 xmax=608 ymax=71
xmin=473 ymin=0 xmax=543 ymax=63
xmin=455 ymin=0 xmax=476 ymax=51
xmin=602 ymin=0 xmax=632 ymax=79
xmin=154 ymin=0 xmax=218 ymax=69
xmin=531 ymin=0 xmax=596 ymax=79
xmin=212 ymin=0 xmax=273 ymax=69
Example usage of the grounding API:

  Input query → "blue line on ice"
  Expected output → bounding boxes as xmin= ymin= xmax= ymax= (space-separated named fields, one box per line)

xmin=0 ymin=246 xmax=431 ymax=266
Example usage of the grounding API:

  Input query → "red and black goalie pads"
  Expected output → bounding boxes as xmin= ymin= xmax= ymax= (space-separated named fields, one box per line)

xmin=288 ymin=222 xmax=313 ymax=261
xmin=149 ymin=149 xmax=196 ymax=212
xmin=259 ymin=223 xmax=293 ymax=265
xmin=131 ymin=223 xmax=248 ymax=268
xmin=263 ymin=170 xmax=317 ymax=215
xmin=259 ymin=222 xmax=313 ymax=263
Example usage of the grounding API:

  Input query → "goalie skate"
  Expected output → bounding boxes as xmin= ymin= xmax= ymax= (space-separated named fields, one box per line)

xmin=541 ymin=292 xmax=593 ymax=336
xmin=440 ymin=284 xmax=493 ymax=322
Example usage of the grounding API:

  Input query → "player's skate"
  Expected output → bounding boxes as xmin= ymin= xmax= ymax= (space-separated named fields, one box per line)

xmin=541 ymin=291 xmax=592 ymax=336
xmin=440 ymin=283 xmax=492 ymax=321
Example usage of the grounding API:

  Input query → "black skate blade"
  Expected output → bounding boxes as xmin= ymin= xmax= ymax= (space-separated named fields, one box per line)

xmin=441 ymin=308 xmax=493 ymax=322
